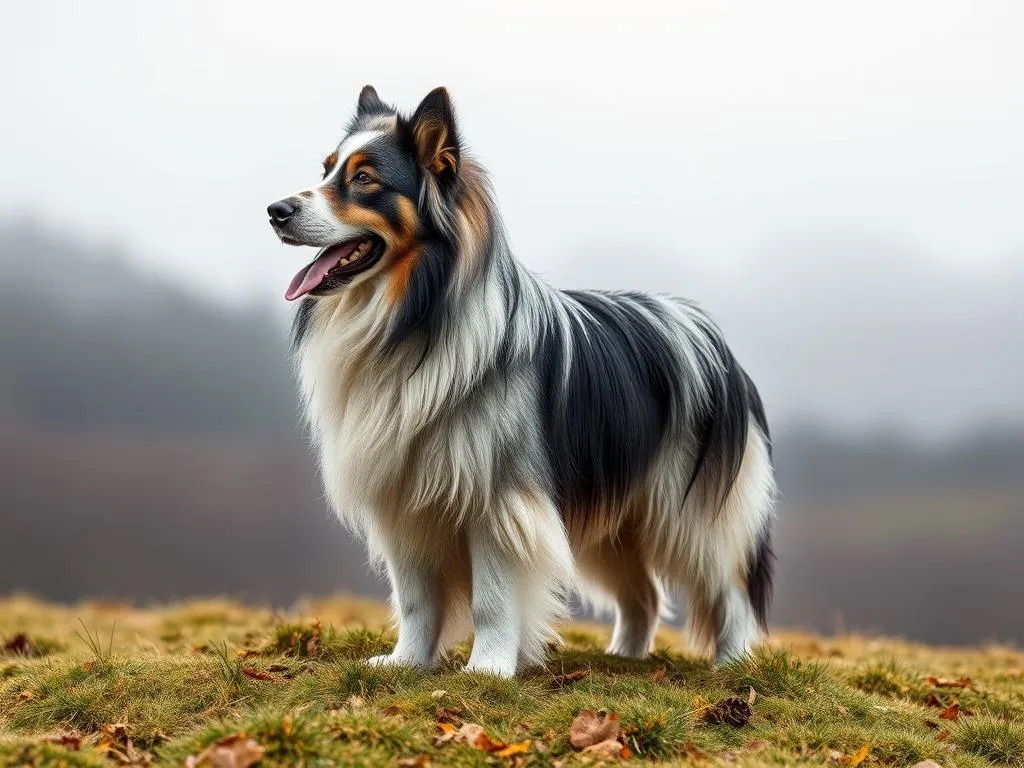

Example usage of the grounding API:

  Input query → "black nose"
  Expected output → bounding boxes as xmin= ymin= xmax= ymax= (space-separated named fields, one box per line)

xmin=267 ymin=200 xmax=297 ymax=224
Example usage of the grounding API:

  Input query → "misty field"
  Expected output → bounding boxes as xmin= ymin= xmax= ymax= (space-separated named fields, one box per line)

xmin=1 ymin=597 xmax=1022 ymax=767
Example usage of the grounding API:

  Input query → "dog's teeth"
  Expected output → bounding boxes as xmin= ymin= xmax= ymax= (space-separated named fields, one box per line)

xmin=339 ymin=257 xmax=350 ymax=266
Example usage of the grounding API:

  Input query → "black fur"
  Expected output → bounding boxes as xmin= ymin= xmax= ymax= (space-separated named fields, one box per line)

xmin=385 ymin=238 xmax=457 ymax=354
xmin=540 ymin=292 xmax=686 ymax=513
xmin=746 ymin=526 xmax=775 ymax=630
xmin=291 ymin=298 xmax=315 ymax=350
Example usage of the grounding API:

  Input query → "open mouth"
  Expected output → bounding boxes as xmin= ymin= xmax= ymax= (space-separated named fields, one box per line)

xmin=285 ymin=236 xmax=383 ymax=301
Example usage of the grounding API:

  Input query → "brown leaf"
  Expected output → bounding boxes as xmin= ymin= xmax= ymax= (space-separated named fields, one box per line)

xmin=703 ymin=696 xmax=752 ymax=728
xmin=240 ymin=667 xmax=277 ymax=682
xmin=83 ymin=661 xmax=94 ymax=672
xmin=939 ymin=702 xmax=960 ymax=722
xmin=397 ymin=757 xmax=430 ymax=767
xmin=47 ymin=733 xmax=82 ymax=750
xmin=569 ymin=710 xmax=621 ymax=749
xmin=306 ymin=617 xmax=321 ymax=657
xmin=747 ymin=686 xmax=757 ymax=705
xmin=550 ymin=669 xmax=589 ymax=688
xmin=924 ymin=719 xmax=940 ymax=729
xmin=17 ymin=689 xmax=35 ymax=702
xmin=925 ymin=693 xmax=944 ymax=707
xmin=494 ymin=740 xmax=532 ymax=757
xmin=382 ymin=704 xmax=402 ymax=717
xmin=582 ymin=738 xmax=630 ymax=760
xmin=436 ymin=706 xmax=465 ymax=725
xmin=184 ymin=734 xmax=265 ymax=768
xmin=2 ymin=633 xmax=33 ymax=656
xmin=840 ymin=745 xmax=870 ymax=766
xmin=925 ymin=676 xmax=971 ymax=689
xmin=651 ymin=666 xmax=668 ymax=684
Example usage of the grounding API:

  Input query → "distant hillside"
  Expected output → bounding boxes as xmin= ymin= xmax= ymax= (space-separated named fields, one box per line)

xmin=0 ymin=220 xmax=297 ymax=435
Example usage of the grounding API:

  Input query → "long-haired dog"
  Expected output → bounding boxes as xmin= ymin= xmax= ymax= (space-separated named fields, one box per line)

xmin=268 ymin=86 xmax=776 ymax=677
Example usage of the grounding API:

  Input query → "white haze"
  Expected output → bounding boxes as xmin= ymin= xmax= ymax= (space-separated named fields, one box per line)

xmin=2 ymin=0 xmax=1022 ymax=437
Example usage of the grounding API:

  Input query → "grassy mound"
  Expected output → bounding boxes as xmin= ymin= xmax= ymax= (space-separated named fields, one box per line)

xmin=0 ymin=596 xmax=1021 ymax=766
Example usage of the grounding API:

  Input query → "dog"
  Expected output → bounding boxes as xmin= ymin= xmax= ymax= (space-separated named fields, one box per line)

xmin=267 ymin=86 xmax=777 ymax=677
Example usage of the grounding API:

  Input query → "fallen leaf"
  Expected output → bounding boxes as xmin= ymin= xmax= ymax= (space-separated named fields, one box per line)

xmin=703 ymin=696 xmax=752 ymax=728
xmin=494 ymin=740 xmax=532 ymax=757
xmin=306 ymin=617 xmax=321 ymax=657
xmin=397 ymin=757 xmax=430 ymax=767
xmin=241 ymin=667 xmax=276 ymax=682
xmin=583 ymin=738 xmax=630 ymax=760
xmin=2 ymin=633 xmax=33 ymax=656
xmin=925 ymin=693 xmax=943 ymax=707
xmin=17 ymin=689 xmax=35 ymax=702
xmin=570 ymin=710 xmax=621 ymax=749
xmin=430 ymin=689 xmax=447 ymax=699
xmin=83 ymin=661 xmax=94 ymax=672
xmin=192 ymin=644 xmax=211 ymax=654
xmin=939 ymin=702 xmax=960 ymax=722
xmin=936 ymin=730 xmax=951 ymax=742
xmin=924 ymin=719 xmax=940 ymax=729
xmin=651 ymin=666 xmax=668 ymax=684
xmin=836 ymin=704 xmax=850 ymax=716
xmin=925 ymin=676 xmax=971 ymax=689
xmin=185 ymin=734 xmax=265 ymax=768
xmin=840 ymin=745 xmax=870 ymax=766
xmin=747 ymin=686 xmax=757 ymax=705
xmin=382 ymin=704 xmax=402 ymax=717
xmin=47 ymin=734 xmax=82 ymax=750
xmin=827 ymin=748 xmax=845 ymax=761
xmin=550 ymin=669 xmax=589 ymax=688
xmin=436 ymin=706 xmax=465 ymax=724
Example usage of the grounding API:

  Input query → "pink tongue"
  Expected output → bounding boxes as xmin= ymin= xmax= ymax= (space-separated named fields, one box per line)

xmin=285 ymin=241 xmax=362 ymax=301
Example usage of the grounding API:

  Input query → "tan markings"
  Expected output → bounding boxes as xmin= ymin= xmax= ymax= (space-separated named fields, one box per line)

xmin=343 ymin=152 xmax=368 ymax=181
xmin=413 ymin=119 xmax=458 ymax=174
xmin=387 ymin=247 xmax=422 ymax=305
xmin=322 ymin=151 xmax=338 ymax=179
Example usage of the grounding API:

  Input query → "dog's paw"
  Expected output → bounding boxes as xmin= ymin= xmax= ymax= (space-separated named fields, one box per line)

xmin=464 ymin=658 xmax=517 ymax=678
xmin=365 ymin=654 xmax=422 ymax=669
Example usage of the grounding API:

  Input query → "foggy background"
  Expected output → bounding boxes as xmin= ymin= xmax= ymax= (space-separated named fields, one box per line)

xmin=2 ymin=0 xmax=1022 ymax=645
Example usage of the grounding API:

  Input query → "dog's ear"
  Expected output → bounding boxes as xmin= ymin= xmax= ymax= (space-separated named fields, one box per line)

xmin=356 ymin=85 xmax=386 ymax=116
xmin=410 ymin=87 xmax=460 ymax=177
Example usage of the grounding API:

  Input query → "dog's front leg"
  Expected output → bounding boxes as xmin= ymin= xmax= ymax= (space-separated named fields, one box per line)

xmin=465 ymin=525 xmax=520 ymax=677
xmin=368 ymin=557 xmax=442 ymax=669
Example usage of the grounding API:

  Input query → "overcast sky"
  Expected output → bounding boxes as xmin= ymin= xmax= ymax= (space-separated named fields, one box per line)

xmin=2 ymin=0 xmax=1022 ymax=436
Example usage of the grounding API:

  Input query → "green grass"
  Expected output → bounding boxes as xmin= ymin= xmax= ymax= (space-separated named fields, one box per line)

xmin=1 ymin=596 xmax=1022 ymax=766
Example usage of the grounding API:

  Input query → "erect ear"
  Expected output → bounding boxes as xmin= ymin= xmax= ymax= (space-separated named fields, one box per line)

xmin=410 ymin=87 xmax=460 ymax=177
xmin=356 ymin=85 xmax=386 ymax=116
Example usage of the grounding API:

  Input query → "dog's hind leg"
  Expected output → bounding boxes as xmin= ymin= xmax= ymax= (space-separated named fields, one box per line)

xmin=578 ymin=540 xmax=664 ymax=659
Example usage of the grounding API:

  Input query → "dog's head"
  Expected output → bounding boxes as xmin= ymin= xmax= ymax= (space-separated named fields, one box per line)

xmin=269 ymin=86 xmax=464 ymax=302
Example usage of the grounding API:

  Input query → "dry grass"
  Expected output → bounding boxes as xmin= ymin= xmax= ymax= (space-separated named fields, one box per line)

xmin=1 ymin=595 xmax=1022 ymax=767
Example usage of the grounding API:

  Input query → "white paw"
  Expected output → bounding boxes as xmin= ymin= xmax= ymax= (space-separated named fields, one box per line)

xmin=365 ymin=653 xmax=421 ymax=669
xmin=464 ymin=657 xmax=517 ymax=678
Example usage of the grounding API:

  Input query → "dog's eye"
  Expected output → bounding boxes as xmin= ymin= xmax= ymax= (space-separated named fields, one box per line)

xmin=352 ymin=171 xmax=373 ymax=185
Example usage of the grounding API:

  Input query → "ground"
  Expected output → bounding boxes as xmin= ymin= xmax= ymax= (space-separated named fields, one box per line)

xmin=1 ymin=597 xmax=1022 ymax=767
